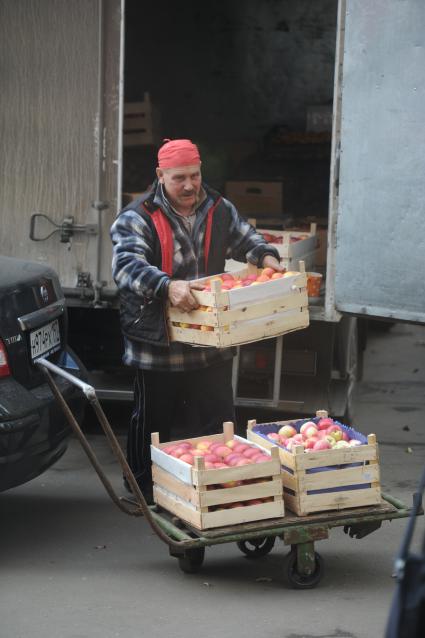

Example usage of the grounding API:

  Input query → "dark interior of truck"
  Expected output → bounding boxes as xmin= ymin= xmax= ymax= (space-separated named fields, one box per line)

xmin=116 ymin=0 xmax=338 ymax=407
xmin=122 ymin=0 xmax=337 ymax=225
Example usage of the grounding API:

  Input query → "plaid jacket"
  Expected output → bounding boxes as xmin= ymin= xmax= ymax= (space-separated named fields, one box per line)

xmin=110 ymin=181 xmax=280 ymax=371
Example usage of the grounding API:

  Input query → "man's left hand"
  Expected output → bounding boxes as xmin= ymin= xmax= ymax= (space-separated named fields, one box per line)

xmin=262 ymin=254 xmax=285 ymax=272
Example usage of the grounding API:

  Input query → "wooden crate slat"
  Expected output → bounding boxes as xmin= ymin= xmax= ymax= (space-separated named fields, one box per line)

xmin=153 ymin=485 xmax=202 ymax=528
xmin=168 ymin=289 xmax=307 ymax=326
xmin=123 ymin=115 xmax=152 ymax=131
xmin=282 ymin=492 xmax=300 ymax=515
xmin=298 ymin=487 xmax=382 ymax=515
xmin=193 ymin=457 xmax=281 ymax=487
xmin=151 ymin=445 xmax=193 ymax=485
xmin=280 ymin=469 xmax=298 ymax=491
xmin=201 ymin=499 xmax=284 ymax=530
xmin=295 ymin=445 xmax=378 ymax=470
xmin=152 ymin=465 xmax=201 ymax=507
xmin=155 ymin=432 xmax=224 ymax=449
xmin=199 ymin=477 xmax=282 ymax=507
xmin=168 ymin=308 xmax=309 ymax=348
xmin=300 ymin=463 xmax=380 ymax=491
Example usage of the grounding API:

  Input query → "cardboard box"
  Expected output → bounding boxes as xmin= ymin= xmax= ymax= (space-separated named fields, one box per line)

xmin=151 ymin=421 xmax=284 ymax=530
xmin=225 ymin=181 xmax=283 ymax=217
xmin=167 ymin=263 xmax=309 ymax=348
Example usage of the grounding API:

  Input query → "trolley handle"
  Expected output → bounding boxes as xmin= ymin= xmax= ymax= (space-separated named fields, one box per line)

xmin=36 ymin=357 xmax=193 ymax=551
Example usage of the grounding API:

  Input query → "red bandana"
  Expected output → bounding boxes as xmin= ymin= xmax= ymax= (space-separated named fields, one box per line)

xmin=157 ymin=139 xmax=201 ymax=168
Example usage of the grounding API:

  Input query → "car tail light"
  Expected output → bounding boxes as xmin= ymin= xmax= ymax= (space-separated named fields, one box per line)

xmin=0 ymin=339 xmax=11 ymax=377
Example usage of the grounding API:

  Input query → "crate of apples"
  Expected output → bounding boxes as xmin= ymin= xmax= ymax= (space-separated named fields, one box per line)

xmin=150 ymin=422 xmax=285 ymax=529
xmin=167 ymin=262 xmax=309 ymax=348
xmin=246 ymin=411 xmax=381 ymax=516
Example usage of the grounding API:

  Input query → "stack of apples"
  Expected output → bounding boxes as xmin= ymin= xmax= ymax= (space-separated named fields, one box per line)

xmin=264 ymin=416 xmax=363 ymax=453
xmin=202 ymin=268 xmax=293 ymax=291
xmin=162 ymin=438 xmax=272 ymax=468
xmin=160 ymin=438 xmax=276 ymax=511
xmin=260 ymin=232 xmax=310 ymax=244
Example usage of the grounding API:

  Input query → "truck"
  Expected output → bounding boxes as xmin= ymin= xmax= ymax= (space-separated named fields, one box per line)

xmin=1 ymin=0 xmax=424 ymax=420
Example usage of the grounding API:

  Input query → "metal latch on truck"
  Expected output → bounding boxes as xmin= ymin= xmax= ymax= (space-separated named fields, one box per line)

xmin=29 ymin=212 xmax=99 ymax=244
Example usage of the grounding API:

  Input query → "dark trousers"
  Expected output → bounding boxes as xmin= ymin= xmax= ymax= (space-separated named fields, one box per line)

xmin=127 ymin=359 xmax=235 ymax=490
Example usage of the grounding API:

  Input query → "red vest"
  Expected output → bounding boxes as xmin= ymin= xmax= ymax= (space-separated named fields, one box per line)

xmin=142 ymin=199 xmax=222 ymax=276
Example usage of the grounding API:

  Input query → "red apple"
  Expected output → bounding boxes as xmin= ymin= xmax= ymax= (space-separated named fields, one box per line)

xmin=267 ymin=432 xmax=281 ymax=443
xmin=234 ymin=443 xmax=250 ymax=454
xmin=317 ymin=417 xmax=335 ymax=430
xmin=278 ymin=424 xmax=297 ymax=438
xmin=214 ymin=445 xmax=233 ymax=459
xmin=243 ymin=447 xmax=261 ymax=459
xmin=196 ymin=440 xmax=212 ymax=451
xmin=304 ymin=437 xmax=319 ymax=450
xmin=300 ymin=421 xmax=317 ymax=435
xmin=226 ymin=453 xmax=243 ymax=465
xmin=313 ymin=439 xmax=331 ymax=451
xmin=179 ymin=453 xmax=194 ymax=465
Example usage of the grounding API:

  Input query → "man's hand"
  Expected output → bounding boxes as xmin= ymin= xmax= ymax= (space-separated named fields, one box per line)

xmin=168 ymin=280 xmax=205 ymax=313
xmin=262 ymin=254 xmax=285 ymax=273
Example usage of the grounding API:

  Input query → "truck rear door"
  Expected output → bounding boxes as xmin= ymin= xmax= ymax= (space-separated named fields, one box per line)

xmin=0 ymin=0 xmax=123 ymax=294
xmin=332 ymin=0 xmax=425 ymax=324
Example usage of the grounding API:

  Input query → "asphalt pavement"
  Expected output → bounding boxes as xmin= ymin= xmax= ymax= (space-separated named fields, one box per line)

xmin=1 ymin=323 xmax=424 ymax=638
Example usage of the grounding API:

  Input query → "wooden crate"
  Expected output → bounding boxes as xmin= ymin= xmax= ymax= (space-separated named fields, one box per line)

xmin=225 ymin=223 xmax=318 ymax=272
xmin=258 ymin=224 xmax=318 ymax=271
xmin=123 ymin=93 xmax=159 ymax=146
xmin=246 ymin=413 xmax=381 ymax=516
xmin=167 ymin=262 xmax=309 ymax=348
xmin=151 ymin=421 xmax=284 ymax=530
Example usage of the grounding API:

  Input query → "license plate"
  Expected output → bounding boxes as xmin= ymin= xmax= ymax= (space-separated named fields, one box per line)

xmin=30 ymin=319 xmax=61 ymax=360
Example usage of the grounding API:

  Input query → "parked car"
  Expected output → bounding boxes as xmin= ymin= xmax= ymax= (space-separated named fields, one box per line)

xmin=0 ymin=255 xmax=87 ymax=491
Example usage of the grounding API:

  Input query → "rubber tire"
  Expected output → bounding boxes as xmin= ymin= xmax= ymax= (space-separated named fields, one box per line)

xmin=237 ymin=536 xmax=276 ymax=558
xmin=177 ymin=547 xmax=205 ymax=574
xmin=284 ymin=549 xmax=324 ymax=589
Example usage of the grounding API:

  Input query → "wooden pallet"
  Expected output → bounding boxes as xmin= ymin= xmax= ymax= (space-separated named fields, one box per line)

xmin=151 ymin=422 xmax=284 ymax=530
xmin=246 ymin=413 xmax=381 ymax=516
xmin=167 ymin=262 xmax=309 ymax=348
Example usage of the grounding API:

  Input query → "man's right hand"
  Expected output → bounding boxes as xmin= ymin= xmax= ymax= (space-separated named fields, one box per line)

xmin=168 ymin=280 xmax=205 ymax=313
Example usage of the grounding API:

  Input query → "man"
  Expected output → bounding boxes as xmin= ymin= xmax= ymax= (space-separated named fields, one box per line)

xmin=111 ymin=139 xmax=282 ymax=501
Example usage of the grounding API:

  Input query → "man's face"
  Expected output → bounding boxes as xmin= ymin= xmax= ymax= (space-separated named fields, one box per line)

xmin=156 ymin=165 xmax=202 ymax=212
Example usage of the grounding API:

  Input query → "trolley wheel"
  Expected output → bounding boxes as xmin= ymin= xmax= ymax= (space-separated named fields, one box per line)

xmin=177 ymin=547 xmax=205 ymax=574
xmin=284 ymin=549 xmax=324 ymax=589
xmin=237 ymin=536 xmax=276 ymax=558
